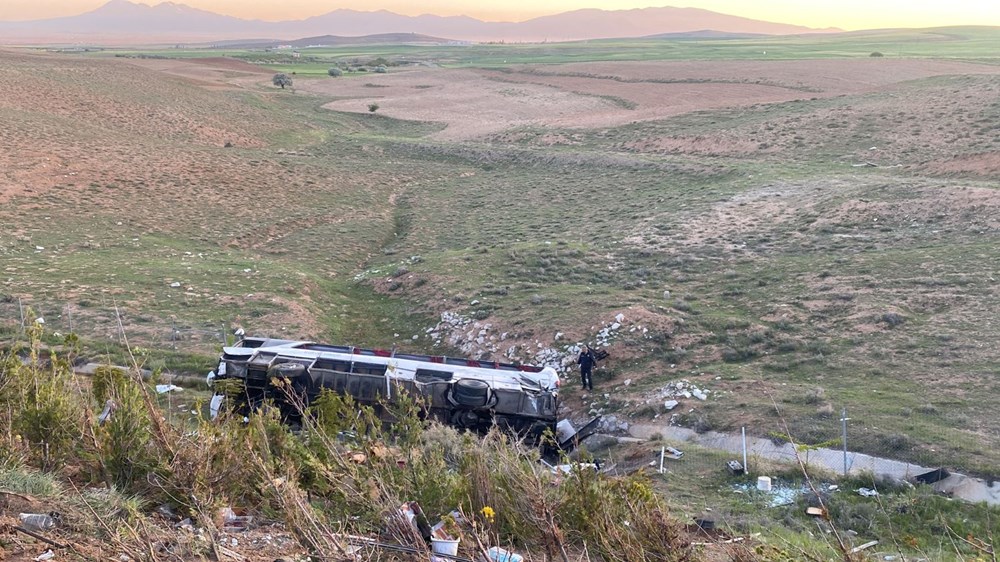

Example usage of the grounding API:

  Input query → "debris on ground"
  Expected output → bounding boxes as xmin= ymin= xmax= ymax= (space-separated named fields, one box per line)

xmin=849 ymin=540 xmax=878 ymax=553
xmin=856 ymin=487 xmax=879 ymax=497
xmin=549 ymin=462 xmax=601 ymax=475
xmin=19 ymin=512 xmax=59 ymax=532
xmin=33 ymin=548 xmax=55 ymax=561
xmin=806 ymin=506 xmax=826 ymax=517
xmin=219 ymin=507 xmax=254 ymax=532
xmin=487 ymin=546 xmax=524 ymax=562
xmin=155 ymin=504 xmax=177 ymax=521
xmin=731 ymin=481 xmax=840 ymax=508
xmin=664 ymin=446 xmax=684 ymax=459
xmin=155 ymin=384 xmax=183 ymax=394
xmin=726 ymin=460 xmax=744 ymax=475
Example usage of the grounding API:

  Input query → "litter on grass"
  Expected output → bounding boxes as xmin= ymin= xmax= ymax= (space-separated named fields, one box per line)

xmin=732 ymin=481 xmax=840 ymax=508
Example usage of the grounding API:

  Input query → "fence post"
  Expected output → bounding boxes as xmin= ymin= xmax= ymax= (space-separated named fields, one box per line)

xmin=18 ymin=297 xmax=25 ymax=332
xmin=841 ymin=407 xmax=850 ymax=476
xmin=741 ymin=426 xmax=748 ymax=475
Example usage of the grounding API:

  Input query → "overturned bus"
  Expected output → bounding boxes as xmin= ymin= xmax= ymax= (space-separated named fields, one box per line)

xmin=209 ymin=337 xmax=599 ymax=451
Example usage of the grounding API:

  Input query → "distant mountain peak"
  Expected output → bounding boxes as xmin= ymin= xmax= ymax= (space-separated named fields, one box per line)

xmin=0 ymin=2 xmax=842 ymax=44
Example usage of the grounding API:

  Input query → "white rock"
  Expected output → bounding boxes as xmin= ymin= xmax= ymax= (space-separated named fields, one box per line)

xmin=664 ymin=400 xmax=679 ymax=411
xmin=615 ymin=313 xmax=625 ymax=323
xmin=693 ymin=390 xmax=708 ymax=401
xmin=623 ymin=378 xmax=632 ymax=386
xmin=170 ymin=282 xmax=181 ymax=288
xmin=470 ymin=299 xmax=480 ymax=305
xmin=611 ymin=322 xmax=621 ymax=330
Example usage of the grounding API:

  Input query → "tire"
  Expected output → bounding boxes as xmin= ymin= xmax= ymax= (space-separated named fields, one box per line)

xmin=453 ymin=378 xmax=489 ymax=407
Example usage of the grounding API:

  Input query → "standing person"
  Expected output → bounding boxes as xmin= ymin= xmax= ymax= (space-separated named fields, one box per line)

xmin=578 ymin=345 xmax=596 ymax=391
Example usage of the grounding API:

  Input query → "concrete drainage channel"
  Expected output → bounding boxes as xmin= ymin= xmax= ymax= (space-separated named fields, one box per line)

xmin=628 ymin=423 xmax=1000 ymax=506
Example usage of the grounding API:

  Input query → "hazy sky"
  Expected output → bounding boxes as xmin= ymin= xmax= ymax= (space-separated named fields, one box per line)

xmin=2 ymin=0 xmax=999 ymax=29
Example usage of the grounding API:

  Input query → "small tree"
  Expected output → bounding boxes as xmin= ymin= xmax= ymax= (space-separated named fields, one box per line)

xmin=368 ymin=102 xmax=380 ymax=114
xmin=328 ymin=67 xmax=343 ymax=77
xmin=272 ymin=73 xmax=293 ymax=89
xmin=870 ymin=51 xmax=884 ymax=58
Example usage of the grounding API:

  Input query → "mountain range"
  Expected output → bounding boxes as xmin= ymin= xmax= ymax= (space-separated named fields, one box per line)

xmin=0 ymin=1 xmax=840 ymax=45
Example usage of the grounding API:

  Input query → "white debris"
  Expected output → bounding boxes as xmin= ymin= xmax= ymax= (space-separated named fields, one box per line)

xmin=155 ymin=384 xmax=183 ymax=394
xmin=170 ymin=282 xmax=181 ymax=288
xmin=664 ymin=400 xmax=679 ymax=411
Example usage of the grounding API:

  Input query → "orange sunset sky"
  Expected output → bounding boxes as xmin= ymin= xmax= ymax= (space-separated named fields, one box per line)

xmin=1 ymin=0 xmax=998 ymax=30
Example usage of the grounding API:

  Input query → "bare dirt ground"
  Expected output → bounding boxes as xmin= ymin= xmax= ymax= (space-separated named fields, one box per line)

xmin=301 ymin=59 xmax=1000 ymax=141
xmin=123 ymin=56 xmax=273 ymax=90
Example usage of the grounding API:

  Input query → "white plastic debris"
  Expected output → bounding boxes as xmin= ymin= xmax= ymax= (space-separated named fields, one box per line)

xmin=19 ymin=513 xmax=57 ymax=531
xmin=155 ymin=384 xmax=183 ymax=394
xmin=34 ymin=549 xmax=55 ymax=561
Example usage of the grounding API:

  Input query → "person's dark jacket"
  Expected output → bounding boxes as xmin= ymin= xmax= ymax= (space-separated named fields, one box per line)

xmin=578 ymin=350 xmax=596 ymax=372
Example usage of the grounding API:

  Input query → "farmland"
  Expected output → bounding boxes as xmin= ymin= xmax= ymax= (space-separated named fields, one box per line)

xmin=2 ymin=27 xmax=1000 ymax=558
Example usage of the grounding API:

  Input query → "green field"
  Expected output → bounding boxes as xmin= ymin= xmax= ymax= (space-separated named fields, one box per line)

xmin=62 ymin=25 xmax=1000 ymax=78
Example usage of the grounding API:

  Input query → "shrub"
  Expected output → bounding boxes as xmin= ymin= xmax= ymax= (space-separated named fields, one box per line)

xmin=870 ymin=51 xmax=885 ymax=57
xmin=327 ymin=67 xmax=343 ymax=77
xmin=880 ymin=312 xmax=906 ymax=327
xmin=1 ymin=318 xmax=86 ymax=471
